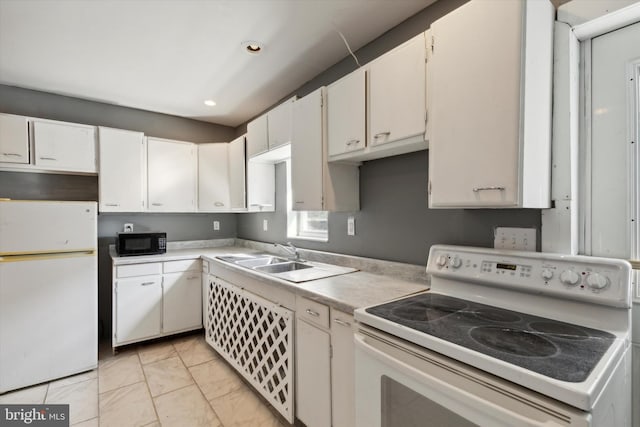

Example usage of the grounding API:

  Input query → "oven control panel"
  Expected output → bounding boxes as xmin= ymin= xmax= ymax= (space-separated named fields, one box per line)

xmin=427 ymin=245 xmax=632 ymax=308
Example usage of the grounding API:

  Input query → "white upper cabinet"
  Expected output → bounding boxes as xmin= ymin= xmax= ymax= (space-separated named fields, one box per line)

xmin=228 ymin=135 xmax=246 ymax=210
xmin=266 ymin=97 xmax=294 ymax=150
xmin=0 ymin=114 xmax=29 ymax=164
xmin=368 ymin=32 xmax=427 ymax=148
xmin=198 ymin=143 xmax=230 ymax=212
xmin=147 ymin=137 xmax=197 ymax=212
xmin=246 ymin=97 xmax=295 ymax=159
xmin=428 ymin=0 xmax=553 ymax=208
xmin=98 ymin=127 xmax=146 ymax=212
xmin=246 ymin=114 xmax=268 ymax=157
xmin=31 ymin=120 xmax=97 ymax=173
xmin=291 ymin=88 xmax=359 ymax=212
xmin=327 ymin=69 xmax=366 ymax=157
xmin=246 ymin=160 xmax=275 ymax=212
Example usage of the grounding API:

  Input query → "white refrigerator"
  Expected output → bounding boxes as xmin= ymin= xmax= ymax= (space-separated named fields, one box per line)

xmin=0 ymin=200 xmax=98 ymax=393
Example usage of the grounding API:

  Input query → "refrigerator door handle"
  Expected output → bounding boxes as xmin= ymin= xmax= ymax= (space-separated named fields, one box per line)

xmin=0 ymin=250 xmax=96 ymax=262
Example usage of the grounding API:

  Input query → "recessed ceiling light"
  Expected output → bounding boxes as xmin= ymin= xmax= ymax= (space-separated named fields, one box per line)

xmin=242 ymin=40 xmax=263 ymax=54
xmin=204 ymin=99 xmax=216 ymax=106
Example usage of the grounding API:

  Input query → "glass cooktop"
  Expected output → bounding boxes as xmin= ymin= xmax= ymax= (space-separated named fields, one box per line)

xmin=365 ymin=293 xmax=615 ymax=382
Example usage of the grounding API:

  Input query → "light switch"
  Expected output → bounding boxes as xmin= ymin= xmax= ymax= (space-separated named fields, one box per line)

xmin=347 ymin=216 xmax=355 ymax=236
xmin=263 ymin=219 xmax=268 ymax=231
xmin=213 ymin=221 xmax=220 ymax=231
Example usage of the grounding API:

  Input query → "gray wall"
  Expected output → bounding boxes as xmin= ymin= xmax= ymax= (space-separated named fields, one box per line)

xmin=236 ymin=0 xmax=542 ymax=265
xmin=238 ymin=152 xmax=541 ymax=266
xmin=0 ymin=84 xmax=237 ymax=338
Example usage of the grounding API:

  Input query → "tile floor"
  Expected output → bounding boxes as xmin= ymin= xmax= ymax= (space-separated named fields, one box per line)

xmin=0 ymin=333 xmax=290 ymax=427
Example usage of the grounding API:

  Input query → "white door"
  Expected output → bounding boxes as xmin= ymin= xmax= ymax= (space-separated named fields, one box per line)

xmin=115 ymin=275 xmax=162 ymax=343
xmin=32 ymin=120 xmax=97 ymax=172
xmin=296 ymin=319 xmax=331 ymax=427
xmin=162 ymin=272 xmax=202 ymax=333
xmin=327 ymin=69 xmax=366 ymax=156
xmin=228 ymin=135 xmax=246 ymax=210
xmin=246 ymin=160 xmax=275 ymax=212
xmin=368 ymin=33 xmax=426 ymax=147
xmin=0 ymin=200 xmax=96 ymax=254
xmin=0 ymin=254 xmax=97 ymax=393
xmin=330 ymin=311 xmax=355 ymax=427
xmin=588 ymin=22 xmax=640 ymax=259
xmin=198 ymin=143 xmax=230 ymax=211
xmin=292 ymin=88 xmax=324 ymax=211
xmin=147 ymin=137 xmax=197 ymax=212
xmin=0 ymin=113 xmax=29 ymax=164
xmin=268 ymin=99 xmax=294 ymax=150
xmin=98 ymin=127 xmax=146 ymax=212
xmin=247 ymin=114 xmax=268 ymax=157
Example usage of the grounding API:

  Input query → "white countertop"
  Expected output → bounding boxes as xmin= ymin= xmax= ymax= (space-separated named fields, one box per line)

xmin=110 ymin=242 xmax=428 ymax=313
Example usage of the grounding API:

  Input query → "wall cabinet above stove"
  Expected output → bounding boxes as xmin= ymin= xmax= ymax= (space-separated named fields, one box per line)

xmin=428 ymin=0 xmax=553 ymax=208
xmin=327 ymin=32 xmax=428 ymax=163
xmin=0 ymin=114 xmax=29 ymax=165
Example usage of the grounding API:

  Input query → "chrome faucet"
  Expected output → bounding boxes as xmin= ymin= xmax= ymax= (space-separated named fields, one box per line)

xmin=275 ymin=242 xmax=301 ymax=261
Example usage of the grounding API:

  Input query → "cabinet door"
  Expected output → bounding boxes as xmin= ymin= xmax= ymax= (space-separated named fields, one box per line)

xmin=296 ymin=318 xmax=331 ymax=427
xmin=247 ymin=114 xmax=268 ymax=157
xmin=327 ymin=69 xmax=366 ymax=157
xmin=115 ymin=276 xmax=162 ymax=344
xmin=198 ymin=143 xmax=230 ymax=211
xmin=32 ymin=120 xmax=97 ymax=172
xmin=292 ymin=89 xmax=324 ymax=211
xmin=246 ymin=160 xmax=275 ymax=212
xmin=147 ymin=137 xmax=197 ymax=212
xmin=368 ymin=33 xmax=426 ymax=147
xmin=0 ymin=114 xmax=29 ymax=164
xmin=162 ymin=271 xmax=202 ymax=333
xmin=98 ymin=127 xmax=145 ymax=212
xmin=267 ymin=98 xmax=294 ymax=150
xmin=228 ymin=135 xmax=246 ymax=210
xmin=331 ymin=310 xmax=355 ymax=427
xmin=428 ymin=0 xmax=522 ymax=207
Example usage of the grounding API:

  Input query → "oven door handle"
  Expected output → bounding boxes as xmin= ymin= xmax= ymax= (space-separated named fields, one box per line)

xmin=354 ymin=334 xmax=561 ymax=427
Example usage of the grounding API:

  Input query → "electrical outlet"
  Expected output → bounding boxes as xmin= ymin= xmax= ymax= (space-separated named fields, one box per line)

xmin=123 ymin=223 xmax=133 ymax=233
xmin=347 ymin=216 xmax=355 ymax=236
xmin=494 ymin=227 xmax=536 ymax=251
xmin=263 ymin=219 xmax=268 ymax=231
xmin=213 ymin=221 xmax=220 ymax=231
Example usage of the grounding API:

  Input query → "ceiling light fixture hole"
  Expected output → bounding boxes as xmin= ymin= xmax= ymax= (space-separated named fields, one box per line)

xmin=242 ymin=40 xmax=263 ymax=54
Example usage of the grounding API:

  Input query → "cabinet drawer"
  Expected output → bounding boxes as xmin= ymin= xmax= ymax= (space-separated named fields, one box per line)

xmin=116 ymin=263 xmax=162 ymax=278
xmin=163 ymin=259 xmax=201 ymax=274
xmin=296 ymin=296 xmax=329 ymax=328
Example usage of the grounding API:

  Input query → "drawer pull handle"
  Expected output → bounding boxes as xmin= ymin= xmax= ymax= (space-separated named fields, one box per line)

xmin=2 ymin=152 xmax=22 ymax=157
xmin=295 ymin=201 xmax=305 ymax=204
xmin=306 ymin=309 xmax=320 ymax=317
xmin=141 ymin=281 xmax=155 ymax=286
xmin=39 ymin=156 xmax=57 ymax=161
xmin=373 ymin=131 xmax=391 ymax=139
xmin=346 ymin=139 xmax=359 ymax=146
xmin=334 ymin=319 xmax=351 ymax=327
xmin=214 ymin=201 xmax=224 ymax=207
xmin=472 ymin=186 xmax=505 ymax=192
xmin=152 ymin=203 xmax=163 ymax=206
xmin=187 ymin=275 xmax=199 ymax=280
xmin=105 ymin=203 xmax=120 ymax=207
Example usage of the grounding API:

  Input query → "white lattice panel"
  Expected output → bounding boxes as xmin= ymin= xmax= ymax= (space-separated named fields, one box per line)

xmin=205 ymin=277 xmax=294 ymax=423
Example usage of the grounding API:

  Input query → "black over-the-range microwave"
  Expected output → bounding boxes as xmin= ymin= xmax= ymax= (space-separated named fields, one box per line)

xmin=116 ymin=232 xmax=167 ymax=256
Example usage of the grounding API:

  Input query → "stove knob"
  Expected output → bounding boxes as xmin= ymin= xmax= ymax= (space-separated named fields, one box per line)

xmin=560 ymin=270 xmax=581 ymax=286
xmin=450 ymin=256 xmax=462 ymax=269
xmin=586 ymin=273 xmax=609 ymax=290
xmin=436 ymin=255 xmax=448 ymax=268
xmin=541 ymin=268 xmax=554 ymax=281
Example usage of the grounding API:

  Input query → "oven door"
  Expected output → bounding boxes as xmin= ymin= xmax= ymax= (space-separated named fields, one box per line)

xmin=355 ymin=327 xmax=590 ymax=427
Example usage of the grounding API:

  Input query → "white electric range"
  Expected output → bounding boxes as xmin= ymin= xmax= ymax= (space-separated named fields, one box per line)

xmin=354 ymin=245 xmax=632 ymax=427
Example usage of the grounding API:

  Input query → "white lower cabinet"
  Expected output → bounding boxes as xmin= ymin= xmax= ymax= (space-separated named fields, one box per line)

xmin=295 ymin=296 xmax=355 ymax=427
xmin=113 ymin=259 xmax=202 ymax=347
xmin=115 ymin=275 xmax=162 ymax=344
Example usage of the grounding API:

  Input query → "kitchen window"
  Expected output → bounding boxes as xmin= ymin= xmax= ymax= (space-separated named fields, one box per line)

xmin=285 ymin=160 xmax=328 ymax=241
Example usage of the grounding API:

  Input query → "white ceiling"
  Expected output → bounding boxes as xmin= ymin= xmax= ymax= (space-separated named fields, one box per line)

xmin=0 ymin=0 xmax=434 ymax=127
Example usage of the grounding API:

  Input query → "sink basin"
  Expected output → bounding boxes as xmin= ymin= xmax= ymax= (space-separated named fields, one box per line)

xmin=254 ymin=262 xmax=314 ymax=274
xmin=235 ymin=256 xmax=289 ymax=268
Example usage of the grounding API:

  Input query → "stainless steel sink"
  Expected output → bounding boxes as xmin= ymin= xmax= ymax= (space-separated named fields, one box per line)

xmin=254 ymin=262 xmax=313 ymax=274
xmin=216 ymin=253 xmax=357 ymax=283
xmin=235 ymin=256 xmax=289 ymax=268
